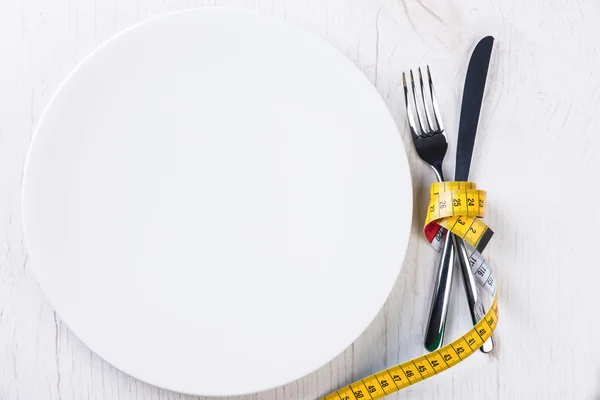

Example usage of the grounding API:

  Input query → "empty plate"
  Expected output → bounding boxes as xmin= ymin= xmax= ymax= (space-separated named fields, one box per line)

xmin=22 ymin=8 xmax=412 ymax=396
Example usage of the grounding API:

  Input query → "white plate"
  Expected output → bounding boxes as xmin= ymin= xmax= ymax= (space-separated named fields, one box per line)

xmin=22 ymin=8 xmax=412 ymax=396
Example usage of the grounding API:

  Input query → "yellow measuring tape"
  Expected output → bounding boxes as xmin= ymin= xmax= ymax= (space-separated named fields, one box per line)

xmin=321 ymin=182 xmax=498 ymax=400
xmin=424 ymin=181 xmax=493 ymax=252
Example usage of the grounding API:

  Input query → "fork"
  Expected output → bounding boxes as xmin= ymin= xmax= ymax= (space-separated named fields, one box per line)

xmin=402 ymin=67 xmax=493 ymax=352
xmin=402 ymin=68 xmax=455 ymax=351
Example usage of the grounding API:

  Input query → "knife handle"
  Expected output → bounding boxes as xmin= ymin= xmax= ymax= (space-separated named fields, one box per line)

xmin=424 ymin=230 xmax=455 ymax=351
xmin=453 ymin=235 xmax=494 ymax=353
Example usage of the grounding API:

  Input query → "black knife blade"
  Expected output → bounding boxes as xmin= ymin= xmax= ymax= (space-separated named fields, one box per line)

xmin=455 ymin=35 xmax=494 ymax=181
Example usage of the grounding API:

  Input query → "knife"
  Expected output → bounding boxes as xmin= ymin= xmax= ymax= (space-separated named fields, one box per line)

xmin=454 ymin=35 xmax=495 ymax=353
xmin=455 ymin=35 xmax=494 ymax=180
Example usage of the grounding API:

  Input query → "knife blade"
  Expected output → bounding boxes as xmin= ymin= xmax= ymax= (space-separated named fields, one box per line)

xmin=454 ymin=35 xmax=495 ymax=353
xmin=455 ymin=35 xmax=494 ymax=181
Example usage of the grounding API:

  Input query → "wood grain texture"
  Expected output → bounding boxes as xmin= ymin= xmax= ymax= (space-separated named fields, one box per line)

xmin=1 ymin=0 xmax=599 ymax=399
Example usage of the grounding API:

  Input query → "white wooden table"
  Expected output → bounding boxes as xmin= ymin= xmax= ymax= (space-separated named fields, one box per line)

xmin=1 ymin=0 xmax=599 ymax=399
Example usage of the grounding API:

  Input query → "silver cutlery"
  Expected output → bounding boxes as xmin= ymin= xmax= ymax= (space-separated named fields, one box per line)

xmin=402 ymin=36 xmax=495 ymax=352
xmin=453 ymin=35 xmax=495 ymax=353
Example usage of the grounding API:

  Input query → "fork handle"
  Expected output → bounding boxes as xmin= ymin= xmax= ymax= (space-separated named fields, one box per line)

xmin=424 ymin=230 xmax=455 ymax=351
xmin=453 ymin=235 xmax=494 ymax=353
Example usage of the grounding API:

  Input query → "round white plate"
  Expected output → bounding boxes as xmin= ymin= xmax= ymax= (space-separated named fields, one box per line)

xmin=22 ymin=8 xmax=412 ymax=396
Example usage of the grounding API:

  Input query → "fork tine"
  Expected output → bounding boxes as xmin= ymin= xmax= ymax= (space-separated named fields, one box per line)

xmin=410 ymin=70 xmax=430 ymax=135
xmin=427 ymin=66 xmax=444 ymax=133
xmin=402 ymin=72 xmax=420 ymax=140
xmin=418 ymin=67 xmax=437 ymax=132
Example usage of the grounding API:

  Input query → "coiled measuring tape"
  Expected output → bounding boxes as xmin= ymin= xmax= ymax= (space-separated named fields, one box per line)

xmin=424 ymin=181 xmax=496 ymax=295
xmin=321 ymin=182 xmax=498 ymax=400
